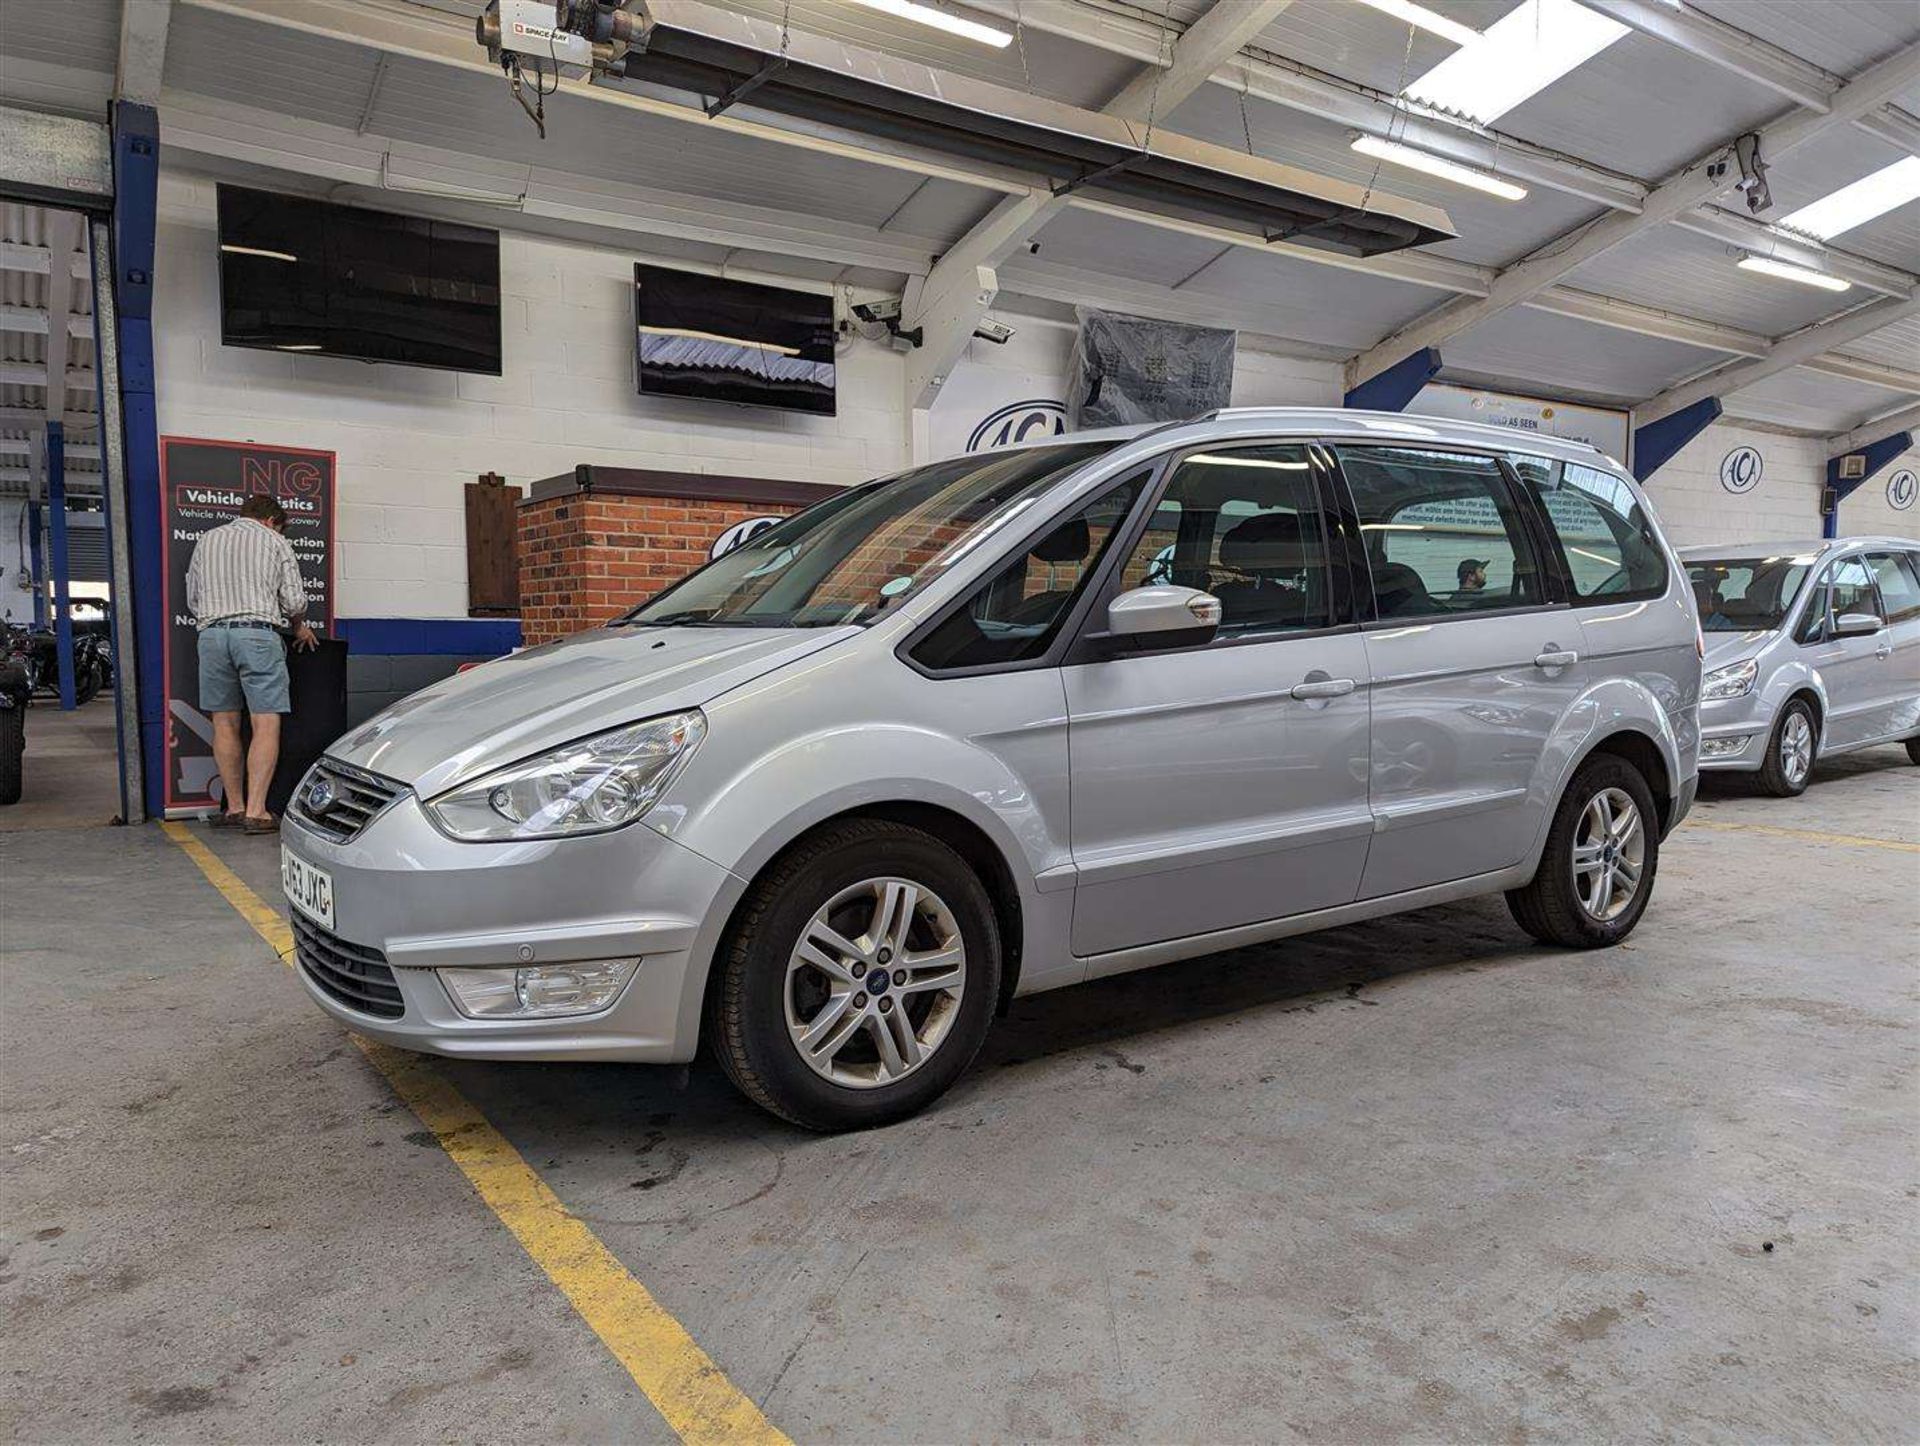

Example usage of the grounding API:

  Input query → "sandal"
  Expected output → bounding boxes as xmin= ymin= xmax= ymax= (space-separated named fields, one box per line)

xmin=242 ymin=814 xmax=280 ymax=836
xmin=209 ymin=812 xmax=246 ymax=829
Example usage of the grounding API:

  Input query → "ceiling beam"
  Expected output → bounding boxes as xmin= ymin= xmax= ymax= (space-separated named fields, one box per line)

xmin=1856 ymin=104 xmax=1920 ymax=158
xmin=1674 ymin=206 xmax=1916 ymax=298
xmin=0 ymin=305 xmax=94 ymax=339
xmin=905 ymin=0 xmax=1295 ymax=406
xmin=1637 ymin=295 xmax=1920 ymax=425
xmin=1351 ymin=38 xmax=1920 ymax=385
xmin=1831 ymin=401 xmax=1920 ymax=452
xmin=1576 ymin=0 xmax=1837 ymax=112
xmin=1800 ymin=353 xmax=1920 ymax=396
xmin=117 ymin=0 xmax=175 ymax=105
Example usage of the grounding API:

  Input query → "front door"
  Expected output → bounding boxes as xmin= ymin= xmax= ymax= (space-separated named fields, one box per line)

xmin=1863 ymin=550 xmax=1920 ymax=742
xmin=1799 ymin=554 xmax=1888 ymax=750
xmin=1064 ymin=443 xmax=1373 ymax=960
xmin=1329 ymin=443 xmax=1582 ymax=900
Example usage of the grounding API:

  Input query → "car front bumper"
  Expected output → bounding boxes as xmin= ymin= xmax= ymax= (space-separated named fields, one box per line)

xmin=1696 ymin=688 xmax=1775 ymax=772
xmin=281 ymin=797 xmax=741 ymax=1063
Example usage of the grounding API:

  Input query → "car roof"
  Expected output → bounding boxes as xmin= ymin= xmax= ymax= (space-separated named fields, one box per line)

xmin=1004 ymin=408 xmax=1625 ymax=474
xmin=1676 ymin=537 xmax=1917 ymax=560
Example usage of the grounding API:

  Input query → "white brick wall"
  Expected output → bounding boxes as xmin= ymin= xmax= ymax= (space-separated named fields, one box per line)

xmin=153 ymin=169 xmax=914 ymax=619
xmin=1838 ymin=439 xmax=1920 ymax=542
xmin=1637 ymin=422 xmax=1827 ymax=546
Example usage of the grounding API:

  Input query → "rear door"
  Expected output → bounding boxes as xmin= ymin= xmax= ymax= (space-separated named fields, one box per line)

xmin=1062 ymin=441 xmax=1373 ymax=960
xmin=1330 ymin=443 xmax=1582 ymax=900
xmin=1862 ymin=550 xmax=1920 ymax=741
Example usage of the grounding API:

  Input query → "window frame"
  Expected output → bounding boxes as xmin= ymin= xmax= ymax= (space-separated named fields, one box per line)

xmin=896 ymin=458 xmax=1171 ymax=679
xmin=1504 ymin=454 xmax=1671 ymax=608
xmin=1863 ymin=549 xmax=1920 ymax=625
xmin=1795 ymin=550 xmax=1887 ymax=645
xmin=1322 ymin=440 xmax=1569 ymax=627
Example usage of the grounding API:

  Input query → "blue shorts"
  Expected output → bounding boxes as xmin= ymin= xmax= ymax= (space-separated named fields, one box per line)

xmin=197 ymin=626 xmax=290 ymax=714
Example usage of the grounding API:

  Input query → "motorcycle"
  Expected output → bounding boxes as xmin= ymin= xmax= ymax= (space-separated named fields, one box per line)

xmin=10 ymin=626 xmax=110 ymax=706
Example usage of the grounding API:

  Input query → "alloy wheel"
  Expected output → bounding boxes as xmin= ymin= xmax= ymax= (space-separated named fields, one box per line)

xmin=784 ymin=877 xmax=967 ymax=1088
xmin=1570 ymin=787 xmax=1645 ymax=923
xmin=1779 ymin=710 xmax=1814 ymax=786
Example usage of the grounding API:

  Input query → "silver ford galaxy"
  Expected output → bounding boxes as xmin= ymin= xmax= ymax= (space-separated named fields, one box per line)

xmin=282 ymin=410 xmax=1700 ymax=1130
xmin=1682 ymin=538 xmax=1920 ymax=795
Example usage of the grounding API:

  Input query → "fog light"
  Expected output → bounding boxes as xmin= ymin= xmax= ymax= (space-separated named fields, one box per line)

xmin=439 ymin=958 xmax=639 ymax=1019
xmin=1701 ymin=736 xmax=1751 ymax=759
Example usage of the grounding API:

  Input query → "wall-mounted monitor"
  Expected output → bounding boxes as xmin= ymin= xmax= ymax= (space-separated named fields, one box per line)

xmin=217 ymin=184 xmax=502 ymax=374
xmin=633 ymin=264 xmax=836 ymax=416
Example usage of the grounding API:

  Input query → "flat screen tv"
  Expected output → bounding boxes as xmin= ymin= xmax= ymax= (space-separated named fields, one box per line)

xmin=217 ymin=184 xmax=502 ymax=374
xmin=634 ymin=264 xmax=836 ymax=415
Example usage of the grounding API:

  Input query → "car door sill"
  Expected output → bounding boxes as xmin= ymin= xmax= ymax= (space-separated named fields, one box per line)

xmin=1075 ymin=863 xmax=1535 ymax=985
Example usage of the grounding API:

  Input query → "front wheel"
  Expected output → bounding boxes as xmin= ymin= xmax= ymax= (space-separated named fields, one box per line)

xmin=1759 ymin=698 xmax=1817 ymax=797
xmin=0 ymin=706 xmax=24 ymax=806
xmin=1506 ymin=755 xmax=1660 ymax=949
xmin=1904 ymin=736 xmax=1920 ymax=766
xmin=707 ymin=819 xmax=1002 ymax=1131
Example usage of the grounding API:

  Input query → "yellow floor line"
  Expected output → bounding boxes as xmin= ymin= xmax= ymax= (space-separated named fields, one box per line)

xmin=1684 ymin=818 xmax=1920 ymax=855
xmin=160 ymin=822 xmax=789 ymax=1446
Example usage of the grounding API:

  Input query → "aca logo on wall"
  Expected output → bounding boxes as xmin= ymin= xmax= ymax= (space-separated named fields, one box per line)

xmin=709 ymin=515 xmax=784 ymax=559
xmin=967 ymin=399 xmax=1067 ymax=453
xmin=1889 ymin=468 xmax=1917 ymax=511
xmin=1719 ymin=445 xmax=1764 ymax=495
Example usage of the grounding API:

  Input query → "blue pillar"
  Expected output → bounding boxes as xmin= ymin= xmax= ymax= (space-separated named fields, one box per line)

xmin=1344 ymin=347 xmax=1443 ymax=413
xmin=1632 ymin=398 xmax=1722 ymax=482
xmin=46 ymin=423 xmax=76 ymax=711
xmin=112 ymin=101 xmax=165 ymax=816
xmin=1823 ymin=429 xmax=1913 ymax=539
xmin=25 ymin=501 xmax=46 ymax=628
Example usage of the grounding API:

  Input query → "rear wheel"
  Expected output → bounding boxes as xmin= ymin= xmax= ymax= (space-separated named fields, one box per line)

xmin=1758 ymin=698 xmax=1817 ymax=797
xmin=707 ymin=819 xmax=1001 ymax=1131
xmin=1506 ymin=754 xmax=1659 ymax=949
xmin=1904 ymin=736 xmax=1920 ymax=765
xmin=0 ymin=707 xmax=24 ymax=806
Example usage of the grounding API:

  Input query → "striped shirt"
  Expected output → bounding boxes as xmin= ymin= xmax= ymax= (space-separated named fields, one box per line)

xmin=186 ymin=517 xmax=308 ymax=629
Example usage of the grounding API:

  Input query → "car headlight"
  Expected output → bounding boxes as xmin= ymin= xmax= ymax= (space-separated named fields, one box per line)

xmin=424 ymin=710 xmax=706 ymax=841
xmin=1701 ymin=658 xmax=1759 ymax=700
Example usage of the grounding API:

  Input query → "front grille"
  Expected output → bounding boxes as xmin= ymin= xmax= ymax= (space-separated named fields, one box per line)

xmin=292 ymin=758 xmax=406 ymax=842
xmin=293 ymin=914 xmax=405 ymax=1019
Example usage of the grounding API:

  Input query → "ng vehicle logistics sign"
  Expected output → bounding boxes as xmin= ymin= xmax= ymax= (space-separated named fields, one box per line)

xmin=160 ymin=437 xmax=336 ymax=815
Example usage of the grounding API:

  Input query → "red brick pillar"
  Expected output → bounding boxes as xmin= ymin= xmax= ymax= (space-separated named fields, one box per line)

xmin=516 ymin=467 xmax=842 ymax=645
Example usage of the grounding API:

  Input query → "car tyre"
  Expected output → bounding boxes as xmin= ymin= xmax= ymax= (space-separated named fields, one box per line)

xmin=1758 ymin=697 xmax=1817 ymax=798
xmin=707 ymin=818 xmax=1001 ymax=1132
xmin=1506 ymin=753 xmax=1660 ymax=950
xmin=1905 ymin=735 xmax=1920 ymax=766
xmin=0 ymin=706 xmax=23 ymax=806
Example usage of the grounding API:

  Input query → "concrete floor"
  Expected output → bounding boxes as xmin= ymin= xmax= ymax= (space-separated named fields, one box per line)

xmin=2 ymin=748 xmax=1915 ymax=1443
xmin=0 ymin=702 xmax=123 ymax=833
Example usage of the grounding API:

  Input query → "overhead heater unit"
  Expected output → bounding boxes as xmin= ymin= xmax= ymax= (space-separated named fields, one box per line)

xmin=478 ymin=0 xmax=1456 ymax=258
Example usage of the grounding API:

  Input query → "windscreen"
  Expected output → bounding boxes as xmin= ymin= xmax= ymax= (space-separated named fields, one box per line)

xmin=1686 ymin=556 xmax=1813 ymax=632
xmin=627 ymin=442 xmax=1121 ymax=629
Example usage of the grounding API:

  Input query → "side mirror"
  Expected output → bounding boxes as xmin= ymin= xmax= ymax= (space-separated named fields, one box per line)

xmin=1105 ymin=585 xmax=1221 ymax=650
xmin=1833 ymin=611 xmax=1884 ymax=638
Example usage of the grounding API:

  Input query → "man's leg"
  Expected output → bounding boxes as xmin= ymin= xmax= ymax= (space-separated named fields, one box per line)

xmin=244 ymin=711 xmax=281 ymax=821
xmin=211 ymin=711 xmax=247 ymax=818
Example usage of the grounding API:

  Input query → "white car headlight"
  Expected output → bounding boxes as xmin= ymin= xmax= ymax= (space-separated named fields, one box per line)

xmin=1701 ymin=658 xmax=1759 ymax=701
xmin=424 ymin=711 xmax=706 ymax=842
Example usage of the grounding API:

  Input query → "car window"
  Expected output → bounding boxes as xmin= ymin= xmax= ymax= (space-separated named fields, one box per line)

xmin=1510 ymin=455 xmax=1667 ymax=602
xmin=1799 ymin=556 xmax=1883 ymax=643
xmin=1686 ymin=554 xmax=1812 ymax=632
xmin=1334 ymin=446 xmax=1543 ymax=619
xmin=909 ymin=470 xmax=1148 ymax=672
xmin=1865 ymin=551 xmax=1920 ymax=624
xmin=1108 ymin=444 xmax=1330 ymax=638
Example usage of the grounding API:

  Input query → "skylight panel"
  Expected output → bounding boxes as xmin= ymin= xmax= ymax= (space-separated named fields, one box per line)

xmin=1776 ymin=157 xmax=1920 ymax=241
xmin=1402 ymin=0 xmax=1630 ymax=125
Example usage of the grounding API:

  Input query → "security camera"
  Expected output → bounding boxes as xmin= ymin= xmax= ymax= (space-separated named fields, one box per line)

xmin=973 ymin=317 xmax=1015 ymax=345
xmin=852 ymin=298 xmax=902 ymax=324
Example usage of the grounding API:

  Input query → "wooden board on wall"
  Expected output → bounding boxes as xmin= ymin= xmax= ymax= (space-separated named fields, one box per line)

xmin=466 ymin=472 xmax=522 ymax=616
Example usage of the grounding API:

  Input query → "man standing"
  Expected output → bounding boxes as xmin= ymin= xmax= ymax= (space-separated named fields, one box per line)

xmin=185 ymin=494 xmax=317 ymax=834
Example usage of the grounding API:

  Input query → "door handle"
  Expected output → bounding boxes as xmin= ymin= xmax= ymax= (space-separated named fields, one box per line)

xmin=1533 ymin=647 xmax=1579 ymax=669
xmin=1291 ymin=676 xmax=1357 ymax=700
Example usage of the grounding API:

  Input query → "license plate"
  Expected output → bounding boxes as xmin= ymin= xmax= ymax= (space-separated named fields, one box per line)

xmin=282 ymin=845 xmax=335 ymax=931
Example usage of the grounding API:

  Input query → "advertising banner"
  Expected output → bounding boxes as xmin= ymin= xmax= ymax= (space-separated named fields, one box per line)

xmin=1411 ymin=383 xmax=1631 ymax=464
xmin=160 ymin=437 xmax=335 ymax=815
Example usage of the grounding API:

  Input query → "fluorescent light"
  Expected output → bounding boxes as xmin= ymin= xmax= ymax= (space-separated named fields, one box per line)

xmin=1353 ymin=0 xmax=1481 ymax=49
xmin=1403 ymin=0 xmax=1628 ymax=124
xmin=275 ymin=343 xmax=324 ymax=351
xmin=220 ymin=244 xmax=299 ymax=263
xmin=844 ymin=0 xmax=1012 ymax=49
xmin=1351 ymin=135 xmax=1528 ymax=200
xmin=639 ymin=324 xmax=801 ymax=356
xmin=1736 ymin=255 xmax=1852 ymax=292
xmin=1776 ymin=156 xmax=1920 ymax=241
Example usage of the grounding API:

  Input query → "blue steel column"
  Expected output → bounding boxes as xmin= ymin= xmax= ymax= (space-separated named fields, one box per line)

xmin=1631 ymin=398 xmax=1722 ymax=482
xmin=1344 ymin=347 xmax=1442 ymax=412
xmin=26 ymin=500 xmax=46 ymax=628
xmin=46 ymin=423 xmax=76 ymax=710
xmin=1823 ymin=429 xmax=1914 ymax=539
xmin=111 ymin=101 xmax=164 ymax=816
